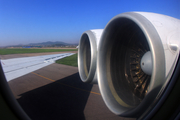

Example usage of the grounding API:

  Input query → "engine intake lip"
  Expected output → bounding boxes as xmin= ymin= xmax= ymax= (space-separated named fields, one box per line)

xmin=97 ymin=12 xmax=165 ymax=117
xmin=78 ymin=30 xmax=97 ymax=83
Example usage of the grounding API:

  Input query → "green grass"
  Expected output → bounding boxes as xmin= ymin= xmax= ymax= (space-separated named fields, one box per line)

xmin=0 ymin=48 xmax=77 ymax=55
xmin=56 ymin=53 xmax=78 ymax=67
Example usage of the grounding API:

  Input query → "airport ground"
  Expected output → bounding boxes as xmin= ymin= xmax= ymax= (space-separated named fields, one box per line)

xmin=0 ymin=51 xmax=77 ymax=59
xmin=2 ymin=52 xmax=135 ymax=120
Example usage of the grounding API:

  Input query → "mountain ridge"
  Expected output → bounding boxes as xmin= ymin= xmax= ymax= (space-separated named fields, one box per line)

xmin=6 ymin=41 xmax=78 ymax=47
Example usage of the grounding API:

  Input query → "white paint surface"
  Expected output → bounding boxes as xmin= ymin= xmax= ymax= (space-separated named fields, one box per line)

xmin=1 ymin=53 xmax=75 ymax=81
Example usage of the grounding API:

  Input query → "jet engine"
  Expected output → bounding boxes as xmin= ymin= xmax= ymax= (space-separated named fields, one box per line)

xmin=78 ymin=12 xmax=180 ymax=118
xmin=97 ymin=12 xmax=180 ymax=118
xmin=78 ymin=29 xmax=103 ymax=83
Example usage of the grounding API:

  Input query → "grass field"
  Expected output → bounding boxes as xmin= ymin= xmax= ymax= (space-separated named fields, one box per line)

xmin=0 ymin=48 xmax=77 ymax=55
xmin=56 ymin=53 xmax=78 ymax=67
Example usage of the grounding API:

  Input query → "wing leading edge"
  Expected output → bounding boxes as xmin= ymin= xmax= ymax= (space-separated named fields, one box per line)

xmin=1 ymin=53 xmax=75 ymax=82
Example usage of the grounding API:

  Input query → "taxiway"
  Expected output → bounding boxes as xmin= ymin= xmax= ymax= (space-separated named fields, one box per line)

xmin=4 ymin=52 xmax=135 ymax=120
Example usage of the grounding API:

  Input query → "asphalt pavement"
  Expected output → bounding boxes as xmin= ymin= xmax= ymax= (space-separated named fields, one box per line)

xmin=7 ymin=61 xmax=136 ymax=120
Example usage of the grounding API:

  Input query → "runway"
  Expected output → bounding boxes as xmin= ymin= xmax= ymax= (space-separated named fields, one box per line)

xmin=6 ymin=53 xmax=135 ymax=120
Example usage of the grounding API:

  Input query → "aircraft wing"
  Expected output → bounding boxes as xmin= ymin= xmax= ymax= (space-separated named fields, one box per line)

xmin=1 ymin=53 xmax=75 ymax=82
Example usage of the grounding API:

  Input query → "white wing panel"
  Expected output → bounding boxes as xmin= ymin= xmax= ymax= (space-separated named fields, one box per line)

xmin=1 ymin=53 xmax=75 ymax=81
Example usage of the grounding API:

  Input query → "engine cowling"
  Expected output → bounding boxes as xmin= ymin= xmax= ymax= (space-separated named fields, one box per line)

xmin=97 ymin=12 xmax=180 ymax=117
xmin=78 ymin=29 xmax=103 ymax=83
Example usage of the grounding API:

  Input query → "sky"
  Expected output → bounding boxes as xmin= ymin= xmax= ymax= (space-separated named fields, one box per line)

xmin=0 ymin=0 xmax=179 ymax=46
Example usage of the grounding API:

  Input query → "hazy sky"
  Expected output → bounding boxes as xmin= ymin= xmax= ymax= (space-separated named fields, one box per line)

xmin=0 ymin=0 xmax=179 ymax=46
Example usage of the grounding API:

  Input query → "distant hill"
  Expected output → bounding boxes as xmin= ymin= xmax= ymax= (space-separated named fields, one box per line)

xmin=28 ymin=41 xmax=69 ymax=46
xmin=7 ymin=41 xmax=78 ymax=48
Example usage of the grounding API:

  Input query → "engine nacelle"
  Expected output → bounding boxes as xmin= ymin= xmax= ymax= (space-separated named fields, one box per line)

xmin=97 ymin=12 xmax=180 ymax=118
xmin=78 ymin=29 xmax=103 ymax=83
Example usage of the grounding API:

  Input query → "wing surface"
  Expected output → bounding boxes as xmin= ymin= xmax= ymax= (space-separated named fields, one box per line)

xmin=1 ymin=53 xmax=75 ymax=81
